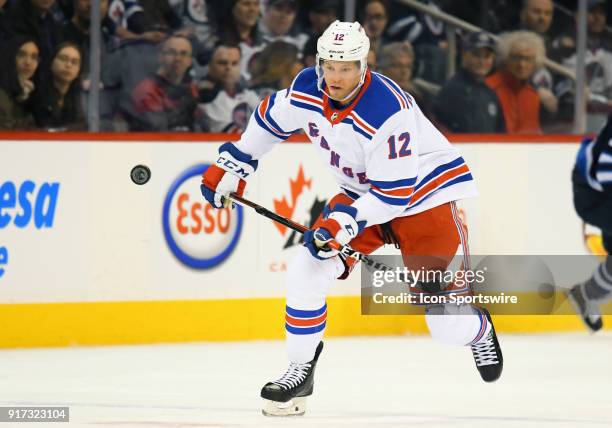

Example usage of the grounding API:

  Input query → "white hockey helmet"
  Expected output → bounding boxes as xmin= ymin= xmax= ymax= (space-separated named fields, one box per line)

xmin=316 ymin=21 xmax=371 ymax=99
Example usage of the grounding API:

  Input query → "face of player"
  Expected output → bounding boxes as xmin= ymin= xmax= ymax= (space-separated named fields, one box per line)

xmin=159 ymin=37 xmax=193 ymax=82
xmin=462 ymin=47 xmax=495 ymax=80
xmin=588 ymin=6 xmax=607 ymax=34
xmin=506 ymin=45 xmax=536 ymax=82
xmin=51 ymin=45 xmax=81 ymax=85
xmin=381 ymin=53 xmax=413 ymax=91
xmin=363 ymin=1 xmax=388 ymax=39
xmin=520 ymin=0 xmax=553 ymax=35
xmin=322 ymin=60 xmax=362 ymax=103
xmin=208 ymin=47 xmax=241 ymax=87
xmin=16 ymin=42 xmax=40 ymax=81
xmin=233 ymin=0 xmax=260 ymax=29
xmin=265 ymin=2 xmax=296 ymax=36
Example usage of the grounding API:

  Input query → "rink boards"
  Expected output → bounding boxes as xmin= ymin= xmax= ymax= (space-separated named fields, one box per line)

xmin=0 ymin=132 xmax=608 ymax=347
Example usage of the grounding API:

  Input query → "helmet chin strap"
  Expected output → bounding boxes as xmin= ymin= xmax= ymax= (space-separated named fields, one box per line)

xmin=322 ymin=82 xmax=363 ymax=103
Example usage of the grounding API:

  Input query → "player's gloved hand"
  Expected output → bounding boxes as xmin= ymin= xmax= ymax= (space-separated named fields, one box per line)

xmin=304 ymin=204 xmax=366 ymax=260
xmin=201 ymin=142 xmax=258 ymax=209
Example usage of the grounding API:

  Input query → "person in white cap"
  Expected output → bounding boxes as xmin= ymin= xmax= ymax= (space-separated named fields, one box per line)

xmin=201 ymin=20 xmax=503 ymax=416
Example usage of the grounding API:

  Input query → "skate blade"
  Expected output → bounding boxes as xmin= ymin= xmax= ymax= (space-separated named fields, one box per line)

xmin=262 ymin=397 xmax=307 ymax=417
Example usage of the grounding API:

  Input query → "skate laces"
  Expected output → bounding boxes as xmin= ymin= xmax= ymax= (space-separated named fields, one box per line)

xmin=272 ymin=362 xmax=311 ymax=390
xmin=471 ymin=332 xmax=498 ymax=367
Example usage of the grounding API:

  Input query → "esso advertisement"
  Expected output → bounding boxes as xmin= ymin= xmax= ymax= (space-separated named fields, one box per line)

xmin=0 ymin=180 xmax=60 ymax=280
xmin=163 ymin=164 xmax=243 ymax=269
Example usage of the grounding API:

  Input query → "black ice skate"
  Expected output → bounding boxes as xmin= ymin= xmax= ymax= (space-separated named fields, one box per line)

xmin=470 ymin=309 xmax=503 ymax=382
xmin=567 ymin=283 xmax=603 ymax=332
xmin=261 ymin=341 xmax=324 ymax=416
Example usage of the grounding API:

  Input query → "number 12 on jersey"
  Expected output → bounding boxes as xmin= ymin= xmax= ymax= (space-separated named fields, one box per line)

xmin=387 ymin=132 xmax=411 ymax=159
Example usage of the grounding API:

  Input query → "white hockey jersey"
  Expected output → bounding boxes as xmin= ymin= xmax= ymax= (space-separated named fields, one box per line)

xmin=234 ymin=67 xmax=477 ymax=227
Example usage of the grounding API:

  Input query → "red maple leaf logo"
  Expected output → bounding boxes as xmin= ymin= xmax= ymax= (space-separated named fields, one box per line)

xmin=273 ymin=165 xmax=312 ymax=236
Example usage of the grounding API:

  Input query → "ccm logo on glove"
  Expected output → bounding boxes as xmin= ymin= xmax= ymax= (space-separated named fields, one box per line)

xmin=201 ymin=143 xmax=258 ymax=209
xmin=217 ymin=152 xmax=256 ymax=179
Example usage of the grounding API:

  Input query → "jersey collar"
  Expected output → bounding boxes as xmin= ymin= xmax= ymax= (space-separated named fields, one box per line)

xmin=322 ymin=70 xmax=372 ymax=125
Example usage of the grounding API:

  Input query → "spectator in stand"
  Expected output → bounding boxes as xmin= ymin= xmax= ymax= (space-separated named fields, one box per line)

xmin=378 ymin=41 xmax=433 ymax=117
xmin=107 ymin=0 xmax=179 ymax=44
xmin=378 ymin=42 xmax=414 ymax=93
xmin=519 ymin=0 xmax=575 ymax=51
xmin=520 ymin=0 xmax=554 ymax=37
xmin=585 ymin=0 xmax=612 ymax=53
xmin=385 ymin=0 xmax=448 ymax=85
xmin=486 ymin=31 xmax=544 ymax=134
xmin=170 ymin=0 xmax=219 ymax=72
xmin=132 ymin=0 xmax=181 ymax=35
xmin=63 ymin=0 xmax=116 ymax=83
xmin=258 ymin=0 xmax=307 ymax=52
xmin=250 ymin=40 xmax=302 ymax=99
xmin=128 ymin=35 xmax=197 ymax=131
xmin=32 ymin=41 xmax=85 ymax=130
xmin=302 ymin=0 xmax=339 ymax=67
xmin=518 ymin=0 xmax=560 ymax=120
xmin=361 ymin=0 xmax=389 ymax=54
xmin=218 ymin=0 xmax=265 ymax=81
xmin=2 ymin=0 xmax=64 ymax=64
xmin=435 ymin=32 xmax=505 ymax=133
xmin=195 ymin=42 xmax=259 ymax=133
xmin=557 ymin=0 xmax=612 ymax=131
xmin=91 ymin=0 xmax=177 ymax=129
xmin=0 ymin=36 xmax=40 ymax=129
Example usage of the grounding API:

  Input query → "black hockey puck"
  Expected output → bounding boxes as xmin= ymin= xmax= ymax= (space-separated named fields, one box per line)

xmin=131 ymin=165 xmax=151 ymax=185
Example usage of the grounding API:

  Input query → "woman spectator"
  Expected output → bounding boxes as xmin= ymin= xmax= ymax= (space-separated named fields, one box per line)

xmin=32 ymin=41 xmax=85 ymax=130
xmin=259 ymin=0 xmax=307 ymax=51
xmin=0 ymin=36 xmax=41 ymax=129
xmin=486 ymin=30 xmax=545 ymax=134
xmin=249 ymin=40 xmax=302 ymax=98
xmin=218 ymin=0 xmax=265 ymax=80
xmin=361 ymin=0 xmax=390 ymax=54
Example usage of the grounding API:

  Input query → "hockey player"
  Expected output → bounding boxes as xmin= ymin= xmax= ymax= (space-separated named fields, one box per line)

xmin=568 ymin=114 xmax=612 ymax=332
xmin=201 ymin=21 xmax=503 ymax=416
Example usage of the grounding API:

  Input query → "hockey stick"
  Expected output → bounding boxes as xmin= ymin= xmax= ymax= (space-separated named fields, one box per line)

xmin=229 ymin=192 xmax=394 ymax=272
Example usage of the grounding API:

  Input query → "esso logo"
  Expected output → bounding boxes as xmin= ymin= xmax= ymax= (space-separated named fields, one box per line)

xmin=163 ymin=164 xmax=243 ymax=269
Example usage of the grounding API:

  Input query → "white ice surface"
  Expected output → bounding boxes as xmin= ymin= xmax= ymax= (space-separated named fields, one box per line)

xmin=1 ymin=333 xmax=611 ymax=427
